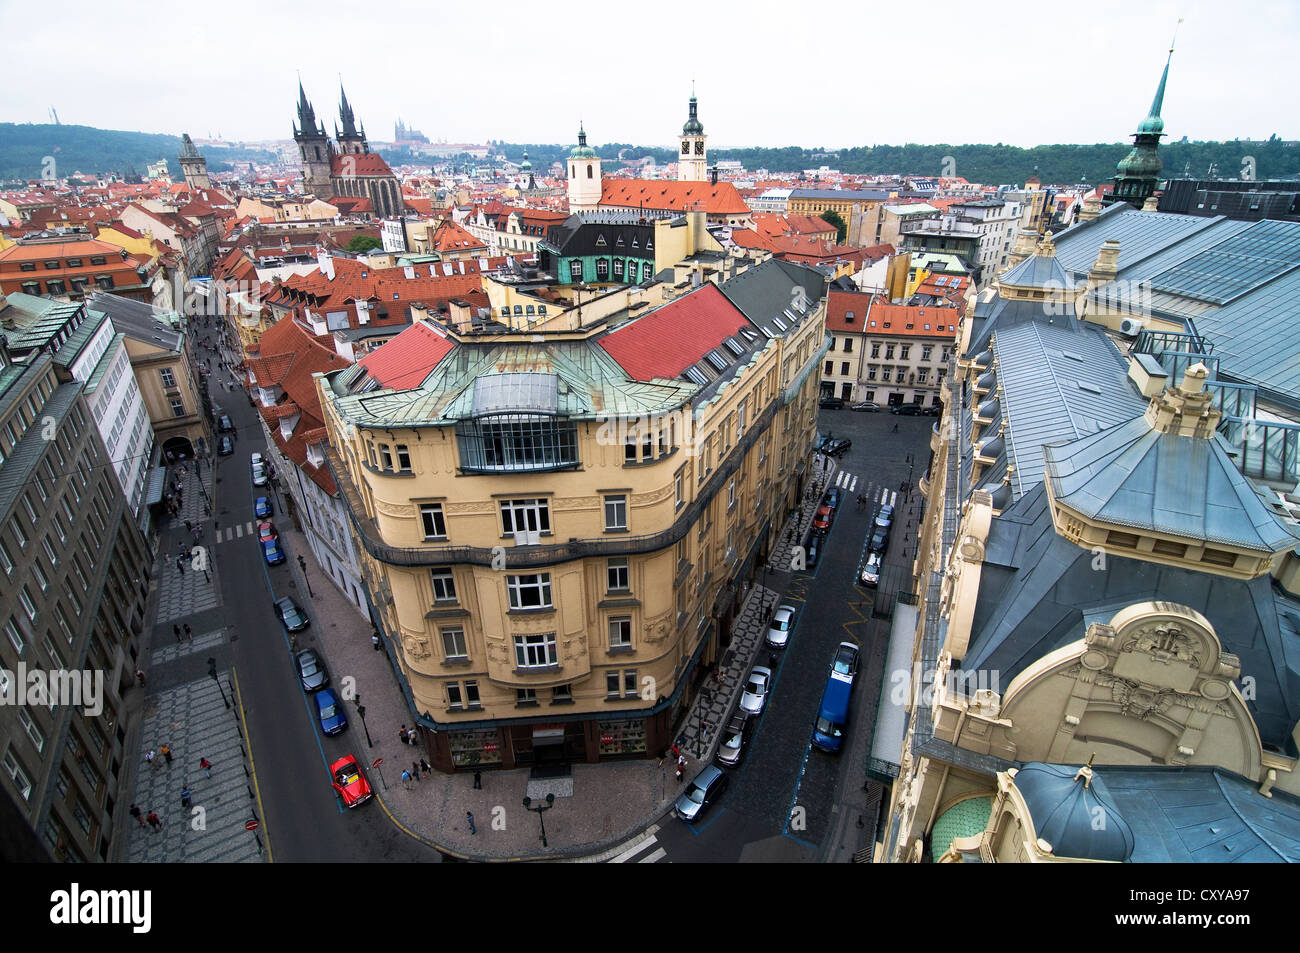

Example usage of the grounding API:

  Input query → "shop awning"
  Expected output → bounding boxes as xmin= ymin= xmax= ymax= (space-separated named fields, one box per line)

xmin=144 ymin=466 xmax=167 ymax=506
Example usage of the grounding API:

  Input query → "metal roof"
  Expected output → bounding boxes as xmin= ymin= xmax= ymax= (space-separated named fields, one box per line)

xmin=997 ymin=250 xmax=1077 ymax=290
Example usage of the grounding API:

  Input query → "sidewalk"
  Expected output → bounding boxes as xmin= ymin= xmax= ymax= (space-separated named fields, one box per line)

xmin=273 ymin=454 xmax=847 ymax=861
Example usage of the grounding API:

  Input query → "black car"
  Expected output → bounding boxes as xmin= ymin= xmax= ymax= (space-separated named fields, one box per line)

xmin=922 ymin=405 xmax=942 ymax=416
xmin=274 ymin=597 xmax=310 ymax=632
xmin=891 ymin=403 xmax=925 ymax=416
xmin=869 ymin=525 xmax=890 ymax=555
xmin=217 ymin=414 xmax=234 ymax=432
xmin=823 ymin=487 xmax=842 ymax=510
xmin=217 ymin=435 xmax=234 ymax=456
xmin=823 ymin=438 xmax=852 ymax=457
xmin=851 ymin=401 xmax=882 ymax=412
xmin=819 ymin=396 xmax=845 ymax=409
xmin=805 ymin=533 xmax=822 ymax=569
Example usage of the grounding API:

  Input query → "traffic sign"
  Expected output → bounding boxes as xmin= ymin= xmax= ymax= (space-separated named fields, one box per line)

xmin=372 ymin=758 xmax=383 ymax=768
xmin=245 ymin=820 xmax=259 ymax=831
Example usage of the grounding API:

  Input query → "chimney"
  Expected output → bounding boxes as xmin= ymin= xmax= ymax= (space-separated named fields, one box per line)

xmin=1086 ymin=239 xmax=1121 ymax=290
xmin=447 ymin=298 xmax=473 ymax=327
xmin=710 ymin=166 xmax=719 ymax=186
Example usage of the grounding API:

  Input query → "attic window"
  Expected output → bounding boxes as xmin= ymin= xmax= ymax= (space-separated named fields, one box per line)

xmin=595 ymin=235 xmax=607 ymax=247
xmin=707 ymin=351 xmax=729 ymax=371
xmin=616 ymin=236 xmax=625 ymax=247
xmin=724 ymin=337 xmax=744 ymax=356
xmin=924 ymin=324 xmax=931 ymax=330
xmin=631 ymin=236 xmax=639 ymax=248
xmin=684 ymin=366 xmax=708 ymax=386
xmin=771 ymin=316 xmax=788 ymax=332
xmin=869 ymin=320 xmax=877 ymax=327
xmin=1062 ymin=350 xmax=1084 ymax=362
xmin=845 ymin=311 xmax=855 ymax=322
xmin=1077 ymin=380 xmax=1102 ymax=395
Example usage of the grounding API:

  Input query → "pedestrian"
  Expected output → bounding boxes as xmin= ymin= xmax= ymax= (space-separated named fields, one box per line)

xmin=407 ymin=727 xmax=417 ymax=745
xmin=192 ymin=525 xmax=201 ymax=541
xmin=891 ymin=422 xmax=899 ymax=433
xmin=675 ymin=757 xmax=686 ymax=782
xmin=184 ymin=519 xmax=193 ymax=532
xmin=173 ymin=624 xmax=182 ymax=643
xmin=199 ymin=757 xmax=212 ymax=778
xmin=146 ymin=811 xmax=163 ymax=832
xmin=420 ymin=758 xmax=431 ymax=777
xmin=176 ymin=557 xmax=185 ymax=576
xmin=129 ymin=804 xmax=145 ymax=827
xmin=184 ymin=624 xmax=193 ymax=641
xmin=466 ymin=811 xmax=477 ymax=835
xmin=161 ymin=744 xmax=173 ymax=764
xmin=371 ymin=633 xmax=381 ymax=651
xmin=178 ymin=540 xmax=187 ymax=556
xmin=399 ymin=726 xmax=409 ymax=746
xmin=411 ymin=761 xmax=421 ymax=782
xmin=400 ymin=769 xmax=412 ymax=790
xmin=473 ymin=769 xmax=482 ymax=789
xmin=181 ymin=785 xmax=193 ymax=809
xmin=135 ymin=669 xmax=147 ymax=687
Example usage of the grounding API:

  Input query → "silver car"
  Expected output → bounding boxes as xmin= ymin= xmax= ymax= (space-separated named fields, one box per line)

xmin=739 ymin=665 xmax=771 ymax=715
xmin=715 ymin=712 xmax=753 ymax=768
xmin=673 ymin=763 xmax=729 ymax=823
xmin=860 ymin=551 xmax=882 ymax=588
xmin=765 ymin=605 xmax=797 ymax=649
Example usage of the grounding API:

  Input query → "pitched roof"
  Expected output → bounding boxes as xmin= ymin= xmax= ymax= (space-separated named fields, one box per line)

xmin=330 ymin=153 xmax=395 ymax=177
xmin=355 ymin=320 xmax=455 ymax=390
xmin=860 ymin=302 xmax=960 ymax=337
xmin=600 ymin=179 xmax=750 ymax=216
xmin=598 ymin=282 xmax=749 ymax=381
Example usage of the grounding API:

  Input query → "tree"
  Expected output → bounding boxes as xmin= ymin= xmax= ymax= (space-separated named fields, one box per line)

xmin=820 ymin=209 xmax=848 ymax=244
xmin=347 ymin=234 xmax=383 ymax=254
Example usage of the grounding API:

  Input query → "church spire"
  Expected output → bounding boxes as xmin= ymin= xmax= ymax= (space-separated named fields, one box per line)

xmin=339 ymin=80 xmax=358 ymax=138
xmin=295 ymin=77 xmax=317 ymax=137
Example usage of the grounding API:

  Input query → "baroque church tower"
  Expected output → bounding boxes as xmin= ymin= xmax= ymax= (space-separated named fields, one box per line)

xmin=335 ymin=83 xmax=369 ymax=157
xmin=1108 ymin=43 xmax=1174 ymax=209
xmin=567 ymin=123 xmax=602 ymax=212
xmin=677 ymin=87 xmax=707 ymax=182
xmin=293 ymin=80 xmax=334 ymax=197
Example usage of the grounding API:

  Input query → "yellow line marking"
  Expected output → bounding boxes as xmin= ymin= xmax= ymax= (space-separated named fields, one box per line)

xmin=230 ymin=668 xmax=273 ymax=862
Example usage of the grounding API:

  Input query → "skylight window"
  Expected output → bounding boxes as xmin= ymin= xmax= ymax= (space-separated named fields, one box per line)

xmin=1062 ymin=350 xmax=1084 ymax=362
xmin=724 ymin=337 xmax=745 ymax=356
xmin=707 ymin=350 xmax=729 ymax=371
xmin=740 ymin=327 xmax=758 ymax=341
xmin=1077 ymin=380 xmax=1102 ymax=395
xmin=771 ymin=315 xmax=788 ymax=332
xmin=685 ymin=366 xmax=708 ymax=386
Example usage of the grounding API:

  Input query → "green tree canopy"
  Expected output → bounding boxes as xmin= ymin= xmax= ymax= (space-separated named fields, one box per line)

xmin=819 ymin=209 xmax=848 ymax=243
xmin=346 ymin=234 xmax=382 ymax=253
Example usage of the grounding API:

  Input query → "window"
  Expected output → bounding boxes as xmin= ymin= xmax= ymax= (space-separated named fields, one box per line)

xmin=17 ymin=709 xmax=43 ymax=753
xmin=737 ymin=399 xmax=746 ymax=439
xmin=4 ymin=618 xmax=21 ymax=654
xmin=871 ymin=343 xmax=880 ymax=358
xmin=604 ymin=495 xmax=627 ymax=531
xmin=606 ymin=671 xmax=620 ymax=696
xmin=44 ymin=260 xmax=60 ymax=270
xmin=18 ymin=587 xmax=36 ymax=622
xmin=395 ymin=445 xmax=412 ymax=472
xmin=727 ymin=477 xmax=736 ymax=509
xmin=170 ymin=398 xmax=185 ymax=418
xmin=513 ymin=632 xmax=558 ymax=668
xmin=46 ymin=280 xmax=66 ymax=296
xmin=569 ymin=259 xmax=582 ymax=280
xmin=159 ymin=368 xmax=176 ymax=388
xmin=90 ymin=256 xmax=106 ymax=266
xmin=447 ymin=682 xmax=463 ymax=709
xmin=377 ymin=444 xmax=393 ymax=470
xmin=841 ymin=362 xmax=851 ymax=376
xmin=420 ymin=504 xmax=447 ymax=539
xmin=516 ymin=688 xmax=537 ymax=705
xmin=19 ymin=262 xmax=35 ymax=272
xmin=609 ymin=616 xmax=632 ymax=649
xmin=607 ymin=557 xmax=629 ymax=592
xmin=31 ymin=561 xmax=47 ymax=592
xmin=430 ymin=567 xmax=457 ymax=603
xmin=507 ymin=573 xmax=552 ymax=609
xmin=440 ymin=627 xmax=467 ymax=660
xmin=674 ymin=471 xmax=684 ymax=508
xmin=900 ymin=345 xmax=911 ymax=360
xmin=624 ymin=670 xmax=638 ymax=697
xmin=624 ymin=436 xmax=638 ymax=463
xmin=885 ymin=344 xmax=895 ymax=360
xmin=66 ymin=258 xmax=82 ymax=268
xmin=552 ymin=684 xmax=572 ymax=703
xmin=843 ymin=338 xmax=853 ymax=353
xmin=500 ymin=498 xmax=550 ymax=536
xmin=3 ymin=749 xmax=32 ymax=802
xmin=922 ymin=345 xmax=933 ymax=362
xmin=824 ymin=360 xmax=833 ymax=375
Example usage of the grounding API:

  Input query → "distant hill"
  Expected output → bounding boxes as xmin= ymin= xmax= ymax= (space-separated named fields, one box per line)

xmin=0 ymin=123 xmax=278 ymax=182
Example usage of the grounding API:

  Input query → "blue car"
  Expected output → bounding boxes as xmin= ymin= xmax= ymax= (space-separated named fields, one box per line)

xmin=254 ymin=496 xmax=273 ymax=519
xmin=261 ymin=539 xmax=286 ymax=565
xmin=315 ymin=689 xmax=347 ymax=735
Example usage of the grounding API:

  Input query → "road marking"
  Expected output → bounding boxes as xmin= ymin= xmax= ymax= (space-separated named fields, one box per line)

xmin=638 ymin=848 xmax=667 ymax=863
xmin=235 ymin=524 xmax=244 ymax=538
xmin=609 ymin=831 xmax=661 ymax=863
xmin=848 ymin=475 xmax=858 ymax=493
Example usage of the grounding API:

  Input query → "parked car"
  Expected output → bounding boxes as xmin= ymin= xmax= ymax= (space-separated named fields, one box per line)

xmin=673 ymin=763 xmax=729 ymax=823
xmin=315 ymin=689 xmax=347 ymax=735
xmin=274 ymin=596 xmax=310 ymax=632
xmin=765 ymin=604 xmax=797 ymax=649
xmin=859 ymin=551 xmax=882 ymax=588
xmin=823 ymin=438 xmax=852 ymax=457
xmin=851 ymin=401 xmax=882 ymax=412
xmin=217 ymin=436 xmax=234 ymax=456
xmin=250 ymin=451 xmax=263 ymax=466
xmin=876 ymin=503 xmax=895 ymax=528
xmin=296 ymin=648 xmax=330 ymax=692
xmin=254 ymin=496 xmax=273 ymax=519
xmin=869 ymin=522 xmax=890 ymax=555
xmin=251 ymin=462 xmax=269 ymax=486
xmin=715 ymin=712 xmax=754 ymax=769
xmin=739 ymin=666 xmax=772 ymax=715
xmin=812 ymin=669 xmax=854 ymax=753
xmin=329 ymin=755 xmax=372 ymax=808
xmin=217 ymin=414 xmax=233 ymax=433
xmin=805 ymin=534 xmax=822 ymax=569
xmin=257 ymin=520 xmax=278 ymax=544
xmin=830 ymin=642 xmax=860 ymax=686
xmin=890 ymin=403 xmax=925 ymax=416
xmin=819 ymin=396 xmax=845 ymax=409
xmin=823 ymin=486 xmax=842 ymax=510
xmin=812 ymin=504 xmax=834 ymax=533
xmin=261 ymin=538 xmax=286 ymax=565
xmin=922 ymin=405 xmax=941 ymax=416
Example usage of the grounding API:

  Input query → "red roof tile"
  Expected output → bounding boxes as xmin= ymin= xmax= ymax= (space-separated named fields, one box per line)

xmin=600 ymin=179 xmax=750 ymax=216
xmin=356 ymin=320 xmax=455 ymax=390
xmin=599 ymin=283 xmax=749 ymax=381
xmin=330 ymin=154 xmax=395 ymax=177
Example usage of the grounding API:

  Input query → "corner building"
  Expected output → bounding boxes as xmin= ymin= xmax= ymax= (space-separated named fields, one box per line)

xmin=319 ymin=259 xmax=827 ymax=771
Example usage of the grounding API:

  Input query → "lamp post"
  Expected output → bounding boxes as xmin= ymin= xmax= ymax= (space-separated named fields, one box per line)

xmin=207 ymin=657 xmax=230 ymax=709
xmin=297 ymin=554 xmax=315 ymax=597
xmin=354 ymin=698 xmax=373 ymax=748
xmin=522 ymin=793 xmax=555 ymax=848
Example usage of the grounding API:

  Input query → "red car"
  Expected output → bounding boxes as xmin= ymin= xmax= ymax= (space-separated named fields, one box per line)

xmin=257 ymin=520 xmax=278 ymax=544
xmin=812 ymin=504 xmax=834 ymax=533
xmin=330 ymin=755 xmax=373 ymax=809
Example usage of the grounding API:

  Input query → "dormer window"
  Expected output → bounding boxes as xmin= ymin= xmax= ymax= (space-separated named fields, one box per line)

xmin=845 ymin=311 xmax=854 ymax=322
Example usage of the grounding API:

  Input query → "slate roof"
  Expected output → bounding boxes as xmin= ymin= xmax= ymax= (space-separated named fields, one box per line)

xmin=716 ymin=257 xmax=826 ymax=338
xmin=85 ymin=292 xmax=183 ymax=352
xmin=998 ymin=249 xmax=1077 ymax=290
xmin=1015 ymin=763 xmax=1134 ymax=861
xmin=1044 ymin=414 xmax=1300 ymax=551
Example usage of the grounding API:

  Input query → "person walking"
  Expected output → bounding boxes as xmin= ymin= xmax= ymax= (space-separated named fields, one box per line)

xmin=183 ymin=624 xmax=193 ymax=641
xmin=466 ymin=811 xmax=477 ymax=835
xmin=129 ymin=804 xmax=145 ymax=827
xmin=176 ymin=557 xmax=186 ymax=576
xmin=398 ymin=726 xmax=409 ymax=746
xmin=372 ymin=633 xmax=381 ymax=651
xmin=420 ymin=758 xmax=431 ymax=778
xmin=199 ymin=757 xmax=212 ymax=778
xmin=473 ymin=769 xmax=482 ymax=790
xmin=173 ymin=624 xmax=183 ymax=644
xmin=181 ymin=785 xmax=193 ymax=809
xmin=411 ymin=761 xmax=421 ymax=782
xmin=146 ymin=811 xmax=162 ymax=832
xmin=407 ymin=727 xmax=417 ymax=745
xmin=135 ymin=669 xmax=147 ymax=687
xmin=400 ymin=769 xmax=412 ymax=790
xmin=145 ymin=749 xmax=157 ymax=770
xmin=160 ymin=744 xmax=173 ymax=765
xmin=768 ymin=651 xmax=779 ymax=671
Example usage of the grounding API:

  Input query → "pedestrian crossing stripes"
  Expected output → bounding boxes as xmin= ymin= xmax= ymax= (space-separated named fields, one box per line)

xmin=607 ymin=826 xmax=667 ymax=863
xmin=216 ymin=521 xmax=258 ymax=543
xmin=833 ymin=470 xmax=898 ymax=506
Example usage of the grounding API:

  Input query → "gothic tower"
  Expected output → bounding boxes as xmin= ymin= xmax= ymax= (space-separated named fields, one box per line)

xmin=293 ymin=80 xmax=334 ymax=197
xmin=677 ymin=88 xmax=707 ymax=182
xmin=1108 ymin=45 xmax=1173 ymax=210
xmin=177 ymin=133 xmax=210 ymax=190
xmin=336 ymin=83 xmax=369 ymax=156
xmin=567 ymin=123 xmax=602 ymax=212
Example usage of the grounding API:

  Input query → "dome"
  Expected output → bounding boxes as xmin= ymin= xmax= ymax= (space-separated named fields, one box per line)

xmin=972 ymin=350 xmax=993 ymax=370
xmin=986 ymin=482 xmax=1012 ymax=510
xmin=520 ymin=151 xmax=532 ymax=171
xmin=1137 ymin=113 xmax=1165 ymax=136
xmin=569 ymin=123 xmax=597 ymax=160
xmin=976 ymin=371 xmax=997 ymax=392
xmin=977 ymin=434 xmax=1004 ymax=459
xmin=976 ymin=397 xmax=1000 ymax=422
xmin=1015 ymin=763 xmax=1134 ymax=862
xmin=682 ymin=95 xmax=704 ymax=136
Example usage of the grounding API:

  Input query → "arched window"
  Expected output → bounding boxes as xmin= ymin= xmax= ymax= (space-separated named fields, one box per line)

xmin=587 ymin=164 xmax=593 ymax=179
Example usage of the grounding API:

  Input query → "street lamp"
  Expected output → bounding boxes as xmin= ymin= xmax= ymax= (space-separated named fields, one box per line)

xmin=297 ymin=554 xmax=314 ymax=597
xmin=522 ymin=793 xmax=555 ymax=848
xmin=207 ymin=657 xmax=230 ymax=709
xmin=354 ymin=698 xmax=373 ymax=748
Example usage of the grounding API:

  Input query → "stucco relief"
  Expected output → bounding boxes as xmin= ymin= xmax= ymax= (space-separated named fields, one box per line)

xmin=642 ymin=610 xmax=673 ymax=643
xmin=1121 ymin=622 xmax=1201 ymax=667
xmin=550 ymin=497 xmax=601 ymax=512
xmin=445 ymin=501 xmax=496 ymax=515
xmin=632 ymin=483 xmax=675 ymax=506
xmin=404 ymin=635 xmax=431 ymax=661
xmin=374 ymin=497 xmax=413 ymax=518
xmin=484 ymin=638 xmax=508 ymax=666
xmin=1094 ymin=672 xmax=1176 ymax=720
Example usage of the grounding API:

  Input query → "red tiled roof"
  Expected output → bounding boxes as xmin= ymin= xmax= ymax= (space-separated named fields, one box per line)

xmin=825 ymin=290 xmax=874 ymax=333
xmin=600 ymin=179 xmax=750 ymax=216
xmin=858 ymin=298 xmax=959 ymax=338
xmin=727 ymin=229 xmax=778 ymax=252
xmin=430 ymin=219 xmax=487 ymax=253
xmin=599 ymin=283 xmax=749 ymax=381
xmin=330 ymin=154 xmax=395 ymax=177
xmin=356 ymin=320 xmax=455 ymax=390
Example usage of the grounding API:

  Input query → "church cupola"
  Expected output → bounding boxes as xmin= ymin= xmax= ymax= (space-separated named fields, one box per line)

xmin=1108 ymin=35 xmax=1176 ymax=210
xmin=567 ymin=123 xmax=602 ymax=212
xmin=678 ymin=87 xmax=708 ymax=182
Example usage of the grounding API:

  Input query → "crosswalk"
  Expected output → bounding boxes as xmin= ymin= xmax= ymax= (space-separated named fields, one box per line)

xmin=215 ymin=521 xmax=261 ymax=543
xmin=831 ymin=471 xmax=899 ymax=510
xmin=606 ymin=825 xmax=667 ymax=863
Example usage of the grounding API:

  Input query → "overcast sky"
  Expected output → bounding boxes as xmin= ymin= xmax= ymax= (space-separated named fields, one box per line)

xmin=1 ymin=0 xmax=1294 ymax=149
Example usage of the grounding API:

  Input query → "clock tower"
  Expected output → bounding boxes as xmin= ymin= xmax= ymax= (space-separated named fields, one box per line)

xmin=677 ymin=88 xmax=707 ymax=182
